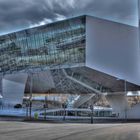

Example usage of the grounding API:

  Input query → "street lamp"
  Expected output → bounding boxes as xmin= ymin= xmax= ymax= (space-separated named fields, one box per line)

xmin=90 ymin=104 xmax=94 ymax=124
xmin=25 ymin=100 xmax=29 ymax=118
xmin=29 ymin=73 xmax=33 ymax=120
xmin=44 ymin=96 xmax=48 ymax=120
xmin=62 ymin=103 xmax=67 ymax=121
xmin=124 ymin=80 xmax=127 ymax=121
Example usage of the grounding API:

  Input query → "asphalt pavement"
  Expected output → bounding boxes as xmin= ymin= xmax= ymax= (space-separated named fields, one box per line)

xmin=0 ymin=121 xmax=140 ymax=140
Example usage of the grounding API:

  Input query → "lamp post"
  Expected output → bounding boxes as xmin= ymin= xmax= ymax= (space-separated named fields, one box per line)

xmin=124 ymin=80 xmax=127 ymax=121
xmin=1 ymin=74 xmax=3 ymax=109
xmin=26 ymin=101 xmax=29 ymax=118
xmin=62 ymin=103 xmax=67 ymax=121
xmin=29 ymin=73 xmax=33 ymax=120
xmin=90 ymin=104 xmax=94 ymax=124
xmin=44 ymin=96 xmax=48 ymax=120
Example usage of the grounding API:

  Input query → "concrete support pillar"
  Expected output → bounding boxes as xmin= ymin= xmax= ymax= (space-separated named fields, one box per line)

xmin=106 ymin=93 xmax=129 ymax=119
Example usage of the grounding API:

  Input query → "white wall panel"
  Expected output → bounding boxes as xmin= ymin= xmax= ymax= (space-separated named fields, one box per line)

xmin=2 ymin=73 xmax=28 ymax=106
xmin=86 ymin=16 xmax=140 ymax=85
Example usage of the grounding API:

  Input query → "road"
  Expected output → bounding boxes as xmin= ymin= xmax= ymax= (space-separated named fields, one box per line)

xmin=0 ymin=121 xmax=140 ymax=140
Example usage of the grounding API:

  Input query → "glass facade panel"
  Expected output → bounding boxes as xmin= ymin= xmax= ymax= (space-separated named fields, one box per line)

xmin=0 ymin=16 xmax=86 ymax=74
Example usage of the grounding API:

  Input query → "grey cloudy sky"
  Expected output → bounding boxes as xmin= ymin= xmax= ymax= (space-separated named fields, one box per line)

xmin=0 ymin=0 xmax=138 ymax=35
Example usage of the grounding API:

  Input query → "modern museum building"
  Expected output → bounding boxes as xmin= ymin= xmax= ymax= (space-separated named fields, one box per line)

xmin=0 ymin=15 xmax=140 ymax=119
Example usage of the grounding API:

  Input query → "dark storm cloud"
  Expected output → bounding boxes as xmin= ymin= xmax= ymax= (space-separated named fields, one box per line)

xmin=0 ymin=0 xmax=138 ymax=35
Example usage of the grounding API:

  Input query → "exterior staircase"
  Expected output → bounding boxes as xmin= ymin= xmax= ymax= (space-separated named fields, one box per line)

xmin=73 ymin=94 xmax=96 ymax=108
xmin=63 ymin=69 xmax=111 ymax=108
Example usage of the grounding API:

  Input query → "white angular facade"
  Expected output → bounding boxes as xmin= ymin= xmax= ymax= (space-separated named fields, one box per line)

xmin=86 ymin=16 xmax=140 ymax=86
